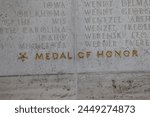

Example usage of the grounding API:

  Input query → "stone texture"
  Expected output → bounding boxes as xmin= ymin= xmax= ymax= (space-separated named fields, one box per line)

xmin=0 ymin=73 xmax=150 ymax=100
xmin=76 ymin=0 xmax=150 ymax=72
xmin=0 ymin=0 xmax=74 ymax=76
xmin=0 ymin=0 xmax=150 ymax=100
xmin=77 ymin=72 xmax=150 ymax=100
xmin=0 ymin=74 xmax=77 ymax=100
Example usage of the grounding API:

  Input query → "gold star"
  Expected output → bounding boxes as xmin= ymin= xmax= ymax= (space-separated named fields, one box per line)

xmin=18 ymin=52 xmax=28 ymax=62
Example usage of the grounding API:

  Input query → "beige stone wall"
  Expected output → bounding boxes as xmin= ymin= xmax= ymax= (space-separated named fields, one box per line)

xmin=0 ymin=72 xmax=150 ymax=100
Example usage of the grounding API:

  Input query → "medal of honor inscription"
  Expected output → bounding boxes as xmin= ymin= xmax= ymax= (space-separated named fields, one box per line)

xmin=0 ymin=0 xmax=150 ymax=76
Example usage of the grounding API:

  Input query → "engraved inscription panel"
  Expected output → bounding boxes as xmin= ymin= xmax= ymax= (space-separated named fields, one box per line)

xmin=77 ymin=0 xmax=150 ymax=72
xmin=0 ymin=0 xmax=74 ymax=75
xmin=0 ymin=0 xmax=150 ymax=76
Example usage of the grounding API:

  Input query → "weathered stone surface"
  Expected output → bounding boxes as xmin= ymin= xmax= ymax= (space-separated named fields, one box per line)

xmin=0 ymin=0 xmax=74 ymax=76
xmin=76 ymin=0 xmax=150 ymax=72
xmin=0 ymin=0 xmax=150 ymax=100
xmin=0 ymin=74 xmax=76 ymax=100
xmin=0 ymin=73 xmax=150 ymax=100
xmin=1 ymin=0 xmax=150 ymax=76
xmin=77 ymin=73 xmax=150 ymax=99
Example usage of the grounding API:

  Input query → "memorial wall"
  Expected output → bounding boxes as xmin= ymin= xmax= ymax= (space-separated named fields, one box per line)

xmin=77 ymin=0 xmax=150 ymax=72
xmin=0 ymin=0 xmax=75 ymax=75
xmin=0 ymin=0 xmax=150 ymax=99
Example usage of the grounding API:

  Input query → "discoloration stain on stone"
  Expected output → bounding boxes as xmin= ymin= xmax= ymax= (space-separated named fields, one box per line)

xmin=77 ymin=73 xmax=150 ymax=100
xmin=112 ymin=80 xmax=117 ymax=89
xmin=0 ymin=73 xmax=150 ymax=100
xmin=0 ymin=75 xmax=77 ymax=100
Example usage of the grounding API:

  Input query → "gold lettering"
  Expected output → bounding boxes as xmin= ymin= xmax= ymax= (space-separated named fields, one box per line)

xmin=123 ymin=50 xmax=130 ymax=57
xmin=132 ymin=50 xmax=138 ymax=57
xmin=52 ymin=53 xmax=59 ymax=60
xmin=67 ymin=52 xmax=72 ymax=60
xmin=35 ymin=53 xmax=44 ymax=60
xmin=97 ymin=51 xmax=104 ymax=58
xmin=78 ymin=52 xmax=84 ymax=59
xmin=34 ymin=50 xmax=138 ymax=61
xmin=86 ymin=51 xmax=92 ymax=58
xmin=114 ymin=50 xmax=121 ymax=57
xmin=106 ymin=51 xmax=113 ymax=58
xmin=60 ymin=52 xmax=67 ymax=59
xmin=46 ymin=53 xmax=50 ymax=60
